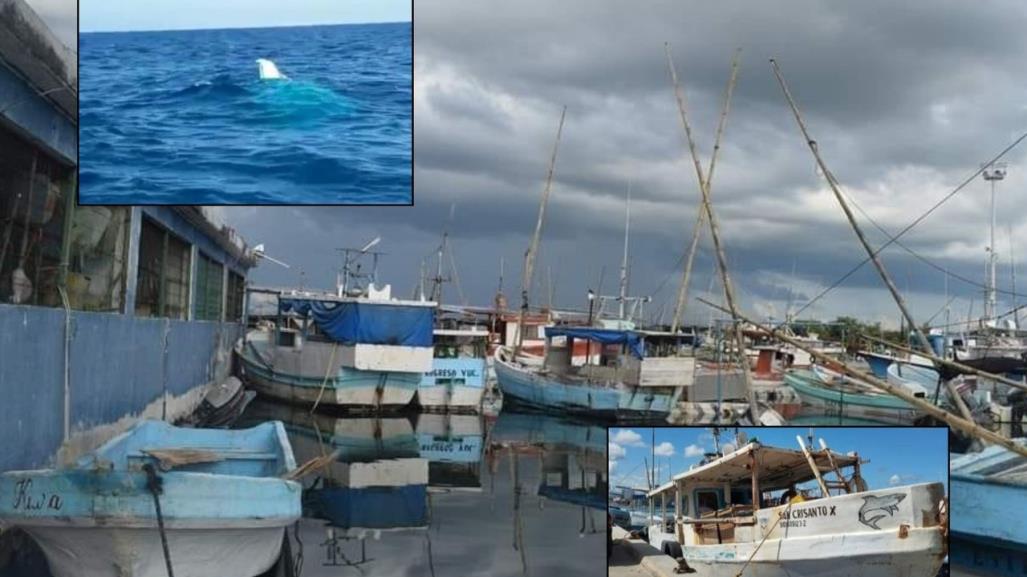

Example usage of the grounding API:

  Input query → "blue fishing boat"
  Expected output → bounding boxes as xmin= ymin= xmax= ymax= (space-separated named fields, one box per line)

xmin=494 ymin=327 xmax=695 ymax=420
xmin=236 ymin=284 xmax=436 ymax=411
xmin=950 ymin=441 xmax=1027 ymax=576
xmin=0 ymin=420 xmax=301 ymax=577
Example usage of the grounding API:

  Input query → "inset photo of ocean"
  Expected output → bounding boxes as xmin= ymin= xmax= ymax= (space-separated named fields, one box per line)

xmin=79 ymin=2 xmax=412 ymax=205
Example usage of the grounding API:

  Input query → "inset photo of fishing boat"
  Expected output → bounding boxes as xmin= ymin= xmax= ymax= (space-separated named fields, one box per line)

xmin=608 ymin=427 xmax=949 ymax=577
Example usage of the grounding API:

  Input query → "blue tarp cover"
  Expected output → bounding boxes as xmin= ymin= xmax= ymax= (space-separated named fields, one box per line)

xmin=281 ymin=299 xmax=433 ymax=347
xmin=544 ymin=326 xmax=645 ymax=359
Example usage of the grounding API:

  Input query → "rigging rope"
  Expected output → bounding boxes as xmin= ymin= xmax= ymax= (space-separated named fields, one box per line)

xmin=782 ymin=131 xmax=1027 ymax=325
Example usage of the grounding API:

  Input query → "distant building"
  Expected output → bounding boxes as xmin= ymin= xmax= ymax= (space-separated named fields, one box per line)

xmin=0 ymin=0 xmax=260 ymax=472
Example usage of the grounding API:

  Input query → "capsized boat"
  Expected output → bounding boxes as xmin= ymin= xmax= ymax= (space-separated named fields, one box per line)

xmin=645 ymin=437 xmax=947 ymax=577
xmin=0 ymin=420 xmax=301 ymax=577
xmin=236 ymin=284 xmax=436 ymax=411
xmin=494 ymin=327 xmax=695 ymax=421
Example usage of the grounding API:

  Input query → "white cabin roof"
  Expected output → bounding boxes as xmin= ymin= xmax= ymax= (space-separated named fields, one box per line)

xmin=648 ymin=442 xmax=859 ymax=497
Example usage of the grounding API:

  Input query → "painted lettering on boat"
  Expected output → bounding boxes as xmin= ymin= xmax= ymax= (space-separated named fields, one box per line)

xmin=421 ymin=441 xmax=476 ymax=453
xmin=780 ymin=504 xmax=837 ymax=520
xmin=11 ymin=479 xmax=63 ymax=511
xmin=425 ymin=368 xmax=480 ymax=378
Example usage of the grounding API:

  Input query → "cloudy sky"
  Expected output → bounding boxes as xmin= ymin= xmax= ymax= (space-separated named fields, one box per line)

xmin=226 ymin=0 xmax=1027 ymax=329
xmin=609 ymin=427 xmax=948 ymax=493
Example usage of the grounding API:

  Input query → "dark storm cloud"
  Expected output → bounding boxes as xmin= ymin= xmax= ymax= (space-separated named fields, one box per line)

xmin=224 ymin=0 xmax=1027 ymax=327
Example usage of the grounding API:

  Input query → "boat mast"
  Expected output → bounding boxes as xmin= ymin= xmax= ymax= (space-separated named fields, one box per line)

xmin=670 ymin=49 xmax=740 ymax=333
xmin=769 ymin=59 xmax=933 ymax=355
xmin=516 ymin=106 xmax=567 ymax=354
xmin=666 ymin=44 xmax=759 ymax=420
xmin=619 ymin=181 xmax=632 ymax=321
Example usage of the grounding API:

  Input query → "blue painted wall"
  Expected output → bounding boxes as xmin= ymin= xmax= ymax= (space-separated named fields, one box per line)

xmin=0 ymin=303 xmax=242 ymax=473
xmin=0 ymin=62 xmax=76 ymax=166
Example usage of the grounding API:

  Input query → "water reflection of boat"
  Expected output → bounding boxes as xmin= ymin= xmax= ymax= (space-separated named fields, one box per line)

xmin=416 ymin=413 xmax=485 ymax=491
xmin=241 ymin=399 xmax=419 ymax=465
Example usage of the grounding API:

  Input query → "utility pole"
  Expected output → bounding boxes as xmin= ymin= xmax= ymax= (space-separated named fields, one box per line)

xmin=982 ymin=163 xmax=1006 ymax=323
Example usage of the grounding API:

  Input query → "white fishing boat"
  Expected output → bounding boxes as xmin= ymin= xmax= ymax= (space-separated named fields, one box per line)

xmin=237 ymin=283 xmax=436 ymax=411
xmin=645 ymin=436 xmax=946 ymax=577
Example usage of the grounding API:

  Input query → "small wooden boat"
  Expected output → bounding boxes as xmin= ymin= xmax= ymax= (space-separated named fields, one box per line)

xmin=0 ymin=420 xmax=301 ymax=577
xmin=784 ymin=368 xmax=924 ymax=425
xmin=494 ymin=328 xmax=695 ymax=421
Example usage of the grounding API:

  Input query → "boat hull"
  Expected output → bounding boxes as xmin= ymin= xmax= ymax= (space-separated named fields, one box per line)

xmin=493 ymin=348 xmax=676 ymax=420
xmin=679 ymin=528 xmax=945 ymax=577
xmin=784 ymin=372 xmax=923 ymax=425
xmin=26 ymin=526 xmax=285 ymax=577
xmin=238 ymin=345 xmax=418 ymax=410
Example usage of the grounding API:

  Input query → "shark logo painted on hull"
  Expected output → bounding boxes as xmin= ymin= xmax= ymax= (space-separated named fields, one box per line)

xmin=858 ymin=493 xmax=906 ymax=530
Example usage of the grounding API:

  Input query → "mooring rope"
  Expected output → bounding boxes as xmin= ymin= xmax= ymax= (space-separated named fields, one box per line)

xmin=310 ymin=342 xmax=339 ymax=413
xmin=143 ymin=463 xmax=175 ymax=577
xmin=733 ymin=502 xmax=793 ymax=577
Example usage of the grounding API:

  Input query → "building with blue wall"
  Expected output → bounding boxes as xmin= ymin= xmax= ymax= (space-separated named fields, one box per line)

xmin=0 ymin=0 xmax=259 ymax=473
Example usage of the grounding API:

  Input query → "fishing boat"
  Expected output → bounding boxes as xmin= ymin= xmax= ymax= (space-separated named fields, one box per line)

xmin=494 ymin=327 xmax=695 ymax=420
xmin=417 ymin=327 xmax=489 ymax=412
xmin=0 ymin=420 xmax=301 ymax=577
xmin=950 ymin=440 xmax=1027 ymax=576
xmin=784 ymin=367 xmax=924 ymax=425
xmin=236 ymin=282 xmax=436 ymax=412
xmin=645 ymin=436 xmax=947 ymax=577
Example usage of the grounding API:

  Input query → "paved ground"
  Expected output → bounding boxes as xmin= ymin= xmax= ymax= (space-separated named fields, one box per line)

xmin=608 ymin=540 xmax=656 ymax=577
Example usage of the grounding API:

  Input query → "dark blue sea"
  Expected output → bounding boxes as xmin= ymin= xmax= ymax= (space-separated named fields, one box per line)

xmin=79 ymin=23 xmax=412 ymax=205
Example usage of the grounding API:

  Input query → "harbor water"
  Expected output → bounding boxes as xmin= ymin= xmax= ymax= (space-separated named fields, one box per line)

xmin=238 ymin=402 xmax=606 ymax=577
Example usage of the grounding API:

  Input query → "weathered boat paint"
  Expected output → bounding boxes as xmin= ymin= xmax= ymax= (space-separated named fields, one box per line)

xmin=0 ymin=420 xmax=302 ymax=577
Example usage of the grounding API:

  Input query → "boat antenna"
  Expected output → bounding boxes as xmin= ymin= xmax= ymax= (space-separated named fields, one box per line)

xmin=516 ymin=106 xmax=566 ymax=354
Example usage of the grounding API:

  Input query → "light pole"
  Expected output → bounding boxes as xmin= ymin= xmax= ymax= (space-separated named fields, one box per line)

xmin=983 ymin=163 xmax=1007 ymax=323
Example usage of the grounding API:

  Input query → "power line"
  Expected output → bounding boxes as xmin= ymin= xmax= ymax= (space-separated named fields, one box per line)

xmin=784 ymin=131 xmax=1027 ymax=323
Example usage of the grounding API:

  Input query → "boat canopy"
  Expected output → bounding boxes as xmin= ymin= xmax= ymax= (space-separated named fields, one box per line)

xmin=544 ymin=326 xmax=645 ymax=359
xmin=281 ymin=298 xmax=434 ymax=347
xmin=647 ymin=442 xmax=859 ymax=498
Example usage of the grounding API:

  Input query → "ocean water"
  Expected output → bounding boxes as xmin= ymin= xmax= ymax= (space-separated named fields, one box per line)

xmin=79 ymin=23 xmax=412 ymax=205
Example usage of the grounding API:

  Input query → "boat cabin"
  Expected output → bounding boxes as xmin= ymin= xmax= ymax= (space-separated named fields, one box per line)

xmin=646 ymin=440 xmax=862 ymax=547
xmin=541 ymin=326 xmax=697 ymax=388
